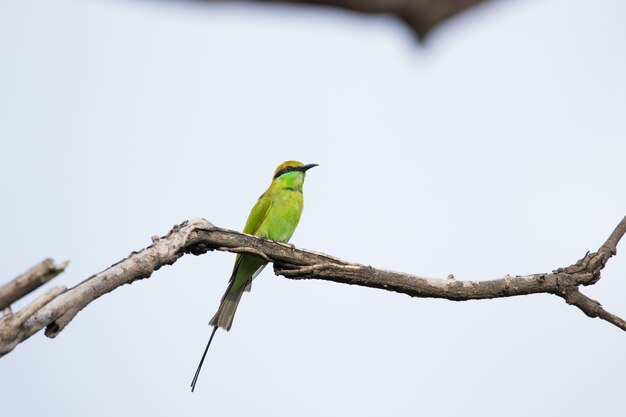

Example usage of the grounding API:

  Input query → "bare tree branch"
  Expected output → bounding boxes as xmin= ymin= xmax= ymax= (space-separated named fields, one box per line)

xmin=0 ymin=259 xmax=68 ymax=310
xmin=558 ymin=287 xmax=626 ymax=331
xmin=203 ymin=0 xmax=489 ymax=39
xmin=0 ymin=286 xmax=66 ymax=355
xmin=601 ymin=215 xmax=626 ymax=256
xmin=0 ymin=215 xmax=624 ymax=357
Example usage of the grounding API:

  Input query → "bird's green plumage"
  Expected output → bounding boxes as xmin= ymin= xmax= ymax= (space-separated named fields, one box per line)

xmin=228 ymin=167 xmax=306 ymax=294
xmin=191 ymin=160 xmax=317 ymax=392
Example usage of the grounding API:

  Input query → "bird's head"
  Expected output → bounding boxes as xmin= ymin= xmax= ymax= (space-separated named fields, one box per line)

xmin=272 ymin=160 xmax=318 ymax=188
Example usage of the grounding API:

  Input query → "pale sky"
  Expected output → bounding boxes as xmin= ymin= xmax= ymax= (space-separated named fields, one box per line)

xmin=1 ymin=0 xmax=625 ymax=416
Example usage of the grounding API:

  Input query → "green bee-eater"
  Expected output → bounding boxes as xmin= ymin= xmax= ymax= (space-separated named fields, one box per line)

xmin=191 ymin=160 xmax=318 ymax=392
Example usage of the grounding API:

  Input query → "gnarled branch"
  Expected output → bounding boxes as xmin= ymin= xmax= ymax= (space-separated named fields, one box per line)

xmin=0 ymin=215 xmax=624 ymax=357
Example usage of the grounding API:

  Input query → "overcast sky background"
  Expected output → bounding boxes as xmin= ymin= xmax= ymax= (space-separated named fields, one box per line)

xmin=1 ymin=0 xmax=625 ymax=416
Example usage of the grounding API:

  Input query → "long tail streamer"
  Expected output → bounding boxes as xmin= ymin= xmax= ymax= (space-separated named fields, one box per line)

xmin=190 ymin=326 xmax=219 ymax=392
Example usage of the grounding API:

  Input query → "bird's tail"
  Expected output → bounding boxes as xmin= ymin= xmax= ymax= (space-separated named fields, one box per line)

xmin=190 ymin=325 xmax=217 ymax=392
xmin=190 ymin=286 xmax=245 ymax=392
xmin=209 ymin=284 xmax=246 ymax=331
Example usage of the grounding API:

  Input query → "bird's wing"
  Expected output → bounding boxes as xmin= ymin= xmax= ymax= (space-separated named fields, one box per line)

xmin=243 ymin=190 xmax=273 ymax=235
xmin=227 ymin=191 xmax=273 ymax=287
xmin=244 ymin=264 xmax=267 ymax=292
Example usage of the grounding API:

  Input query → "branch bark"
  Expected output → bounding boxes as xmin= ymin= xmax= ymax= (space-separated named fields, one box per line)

xmin=1 ymin=215 xmax=624 ymax=357
xmin=0 ymin=259 xmax=68 ymax=310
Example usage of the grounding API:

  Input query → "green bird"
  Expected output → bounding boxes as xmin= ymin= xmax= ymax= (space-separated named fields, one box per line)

xmin=191 ymin=160 xmax=318 ymax=392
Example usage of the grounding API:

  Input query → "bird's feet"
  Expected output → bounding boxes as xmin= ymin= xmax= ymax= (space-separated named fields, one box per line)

xmin=277 ymin=241 xmax=296 ymax=252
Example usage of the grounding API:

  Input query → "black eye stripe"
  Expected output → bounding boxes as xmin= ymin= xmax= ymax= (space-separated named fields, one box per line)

xmin=273 ymin=166 xmax=297 ymax=178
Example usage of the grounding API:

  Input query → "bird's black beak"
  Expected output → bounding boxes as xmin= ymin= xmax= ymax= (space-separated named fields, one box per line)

xmin=298 ymin=163 xmax=319 ymax=172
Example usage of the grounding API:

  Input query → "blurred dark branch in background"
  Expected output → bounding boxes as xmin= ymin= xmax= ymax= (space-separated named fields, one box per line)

xmin=1 ymin=215 xmax=624 ymax=358
xmin=208 ymin=0 xmax=489 ymax=38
